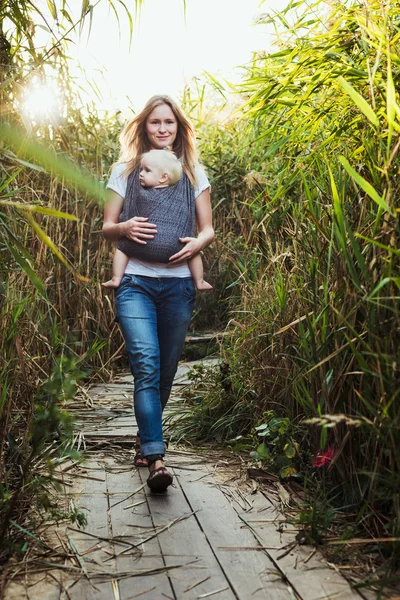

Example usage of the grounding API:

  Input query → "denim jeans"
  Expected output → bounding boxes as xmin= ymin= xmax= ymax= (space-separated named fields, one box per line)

xmin=115 ymin=274 xmax=196 ymax=457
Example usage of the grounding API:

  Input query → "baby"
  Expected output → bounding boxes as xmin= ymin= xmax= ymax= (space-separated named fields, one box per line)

xmin=103 ymin=149 xmax=212 ymax=290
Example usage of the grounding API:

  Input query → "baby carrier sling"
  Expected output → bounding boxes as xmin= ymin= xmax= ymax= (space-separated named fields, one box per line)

xmin=117 ymin=167 xmax=195 ymax=264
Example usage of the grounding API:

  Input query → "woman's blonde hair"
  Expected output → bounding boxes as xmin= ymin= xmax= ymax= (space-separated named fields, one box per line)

xmin=141 ymin=150 xmax=182 ymax=186
xmin=119 ymin=95 xmax=198 ymax=185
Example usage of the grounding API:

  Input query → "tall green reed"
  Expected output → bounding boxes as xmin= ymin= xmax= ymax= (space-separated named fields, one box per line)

xmin=0 ymin=0 xmax=137 ymax=561
xmin=173 ymin=0 xmax=400 ymax=556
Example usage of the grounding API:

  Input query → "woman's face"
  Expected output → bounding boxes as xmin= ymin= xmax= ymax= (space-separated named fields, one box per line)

xmin=145 ymin=104 xmax=178 ymax=150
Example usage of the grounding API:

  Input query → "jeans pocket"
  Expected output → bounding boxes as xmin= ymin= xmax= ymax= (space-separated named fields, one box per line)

xmin=116 ymin=274 xmax=136 ymax=294
xmin=181 ymin=278 xmax=196 ymax=304
xmin=120 ymin=274 xmax=133 ymax=286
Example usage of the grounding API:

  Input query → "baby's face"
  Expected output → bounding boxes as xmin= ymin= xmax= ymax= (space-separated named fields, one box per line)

xmin=139 ymin=158 xmax=164 ymax=187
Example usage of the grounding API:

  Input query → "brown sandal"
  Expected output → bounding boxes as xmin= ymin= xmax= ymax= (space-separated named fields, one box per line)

xmin=146 ymin=455 xmax=173 ymax=492
xmin=133 ymin=433 xmax=149 ymax=468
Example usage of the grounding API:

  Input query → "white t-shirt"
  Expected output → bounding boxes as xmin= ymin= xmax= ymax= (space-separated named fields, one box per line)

xmin=107 ymin=163 xmax=210 ymax=278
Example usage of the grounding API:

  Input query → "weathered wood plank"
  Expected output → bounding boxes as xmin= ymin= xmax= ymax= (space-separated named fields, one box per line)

xmin=77 ymin=414 xmax=138 ymax=439
xmin=175 ymin=465 xmax=291 ymax=600
xmin=234 ymin=489 xmax=363 ymax=600
xmin=4 ymin=575 xmax=62 ymax=600
xmin=185 ymin=333 xmax=227 ymax=344
xmin=67 ymin=459 xmax=116 ymax=600
xmin=106 ymin=459 xmax=175 ymax=600
xmin=81 ymin=431 xmax=136 ymax=439
xmin=5 ymin=365 xmax=370 ymax=600
xmin=138 ymin=466 xmax=235 ymax=600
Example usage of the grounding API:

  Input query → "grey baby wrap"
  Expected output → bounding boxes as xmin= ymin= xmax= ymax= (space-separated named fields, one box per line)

xmin=117 ymin=167 xmax=195 ymax=263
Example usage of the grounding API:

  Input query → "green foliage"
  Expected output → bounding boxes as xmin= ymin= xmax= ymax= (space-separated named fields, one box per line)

xmin=0 ymin=0 xmax=134 ymax=564
xmin=49 ymin=505 xmax=87 ymax=529
xmin=251 ymin=411 xmax=303 ymax=478
xmin=30 ymin=355 xmax=85 ymax=452
xmin=0 ymin=352 xmax=89 ymax=557
xmin=165 ymin=360 xmax=260 ymax=443
xmin=173 ymin=0 xmax=400 ymax=577
xmin=292 ymin=502 xmax=337 ymax=546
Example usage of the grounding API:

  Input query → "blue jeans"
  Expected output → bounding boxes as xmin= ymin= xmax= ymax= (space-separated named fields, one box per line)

xmin=115 ymin=274 xmax=196 ymax=457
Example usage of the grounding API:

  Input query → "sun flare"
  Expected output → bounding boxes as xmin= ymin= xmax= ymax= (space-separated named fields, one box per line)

xmin=22 ymin=84 xmax=61 ymax=121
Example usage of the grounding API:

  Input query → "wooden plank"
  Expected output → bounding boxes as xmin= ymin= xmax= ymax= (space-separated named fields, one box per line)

xmin=112 ymin=374 xmax=134 ymax=383
xmin=81 ymin=431 xmax=136 ymax=439
xmin=185 ymin=333 xmax=227 ymax=344
xmin=4 ymin=575 xmax=62 ymax=600
xmin=174 ymin=465 xmax=291 ymax=600
xmin=91 ymin=386 xmax=133 ymax=392
xmin=234 ymin=490 xmax=363 ymax=600
xmin=106 ymin=459 xmax=175 ymax=600
xmin=138 ymin=465 xmax=235 ymax=600
xmin=67 ymin=458 xmax=116 ymax=600
xmin=6 ymin=364 xmax=368 ymax=600
xmin=77 ymin=412 xmax=138 ymax=440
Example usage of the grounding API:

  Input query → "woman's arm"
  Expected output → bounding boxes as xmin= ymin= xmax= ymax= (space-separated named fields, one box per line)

xmin=102 ymin=189 xmax=157 ymax=244
xmin=194 ymin=187 xmax=215 ymax=250
xmin=169 ymin=188 xmax=214 ymax=263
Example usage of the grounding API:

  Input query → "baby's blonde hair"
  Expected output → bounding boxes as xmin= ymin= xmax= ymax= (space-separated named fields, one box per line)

xmin=141 ymin=149 xmax=182 ymax=185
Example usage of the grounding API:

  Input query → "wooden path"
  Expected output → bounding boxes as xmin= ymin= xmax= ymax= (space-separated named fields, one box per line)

xmin=5 ymin=361 xmax=367 ymax=600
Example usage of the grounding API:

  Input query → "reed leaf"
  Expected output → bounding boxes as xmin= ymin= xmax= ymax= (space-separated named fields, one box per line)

xmin=338 ymin=156 xmax=393 ymax=215
xmin=23 ymin=211 xmax=89 ymax=282
xmin=338 ymin=76 xmax=379 ymax=126
xmin=0 ymin=124 xmax=105 ymax=203
xmin=0 ymin=200 xmax=79 ymax=220
xmin=6 ymin=243 xmax=45 ymax=295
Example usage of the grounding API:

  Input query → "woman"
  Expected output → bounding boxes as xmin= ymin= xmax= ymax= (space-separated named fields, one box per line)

xmin=102 ymin=95 xmax=214 ymax=492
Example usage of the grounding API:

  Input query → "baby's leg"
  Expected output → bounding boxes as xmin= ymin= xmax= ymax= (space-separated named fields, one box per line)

xmin=102 ymin=249 xmax=129 ymax=288
xmin=188 ymin=254 xmax=212 ymax=291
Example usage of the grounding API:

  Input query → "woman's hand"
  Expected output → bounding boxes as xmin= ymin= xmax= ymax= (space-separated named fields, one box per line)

xmin=103 ymin=190 xmax=158 ymax=243
xmin=120 ymin=216 xmax=158 ymax=245
xmin=169 ymin=237 xmax=202 ymax=263
xmin=169 ymin=188 xmax=214 ymax=264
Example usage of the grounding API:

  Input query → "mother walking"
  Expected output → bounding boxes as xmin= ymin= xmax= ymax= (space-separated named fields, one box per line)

xmin=102 ymin=95 xmax=214 ymax=492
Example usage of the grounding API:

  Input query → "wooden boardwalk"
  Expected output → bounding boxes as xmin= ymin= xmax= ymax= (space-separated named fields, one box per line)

xmin=5 ymin=362 xmax=366 ymax=600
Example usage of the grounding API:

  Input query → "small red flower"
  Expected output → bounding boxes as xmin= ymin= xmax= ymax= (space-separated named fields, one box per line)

xmin=312 ymin=447 xmax=334 ymax=467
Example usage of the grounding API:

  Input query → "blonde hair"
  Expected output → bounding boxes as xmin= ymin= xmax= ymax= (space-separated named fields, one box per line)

xmin=119 ymin=95 xmax=198 ymax=185
xmin=142 ymin=150 xmax=182 ymax=186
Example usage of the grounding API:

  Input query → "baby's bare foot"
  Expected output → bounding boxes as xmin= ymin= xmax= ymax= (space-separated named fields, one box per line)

xmin=195 ymin=280 xmax=213 ymax=291
xmin=102 ymin=277 xmax=122 ymax=288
